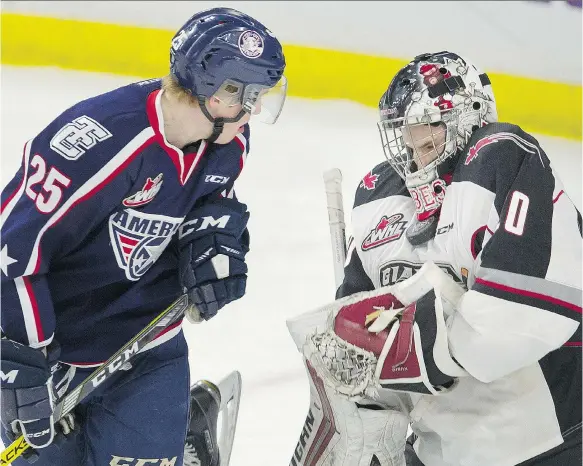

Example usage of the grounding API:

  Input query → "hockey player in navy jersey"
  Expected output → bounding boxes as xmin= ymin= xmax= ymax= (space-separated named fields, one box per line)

xmin=0 ymin=7 xmax=286 ymax=466
xmin=287 ymin=51 xmax=581 ymax=465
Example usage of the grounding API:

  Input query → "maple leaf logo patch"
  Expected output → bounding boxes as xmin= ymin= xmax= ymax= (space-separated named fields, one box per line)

xmin=360 ymin=171 xmax=379 ymax=190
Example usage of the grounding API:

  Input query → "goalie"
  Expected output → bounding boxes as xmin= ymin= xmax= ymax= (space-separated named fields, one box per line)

xmin=287 ymin=51 xmax=582 ymax=466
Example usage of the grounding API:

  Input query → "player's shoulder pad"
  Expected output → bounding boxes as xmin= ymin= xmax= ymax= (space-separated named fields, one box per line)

xmin=353 ymin=160 xmax=408 ymax=209
xmin=30 ymin=81 xmax=159 ymax=175
xmin=454 ymin=122 xmax=549 ymax=191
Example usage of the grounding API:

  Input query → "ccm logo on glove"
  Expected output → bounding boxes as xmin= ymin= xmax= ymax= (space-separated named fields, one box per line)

xmin=0 ymin=370 xmax=19 ymax=383
xmin=179 ymin=201 xmax=250 ymax=321
xmin=178 ymin=215 xmax=231 ymax=238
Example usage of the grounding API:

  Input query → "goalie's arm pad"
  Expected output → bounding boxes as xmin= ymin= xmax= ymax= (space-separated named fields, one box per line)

xmin=336 ymin=237 xmax=374 ymax=299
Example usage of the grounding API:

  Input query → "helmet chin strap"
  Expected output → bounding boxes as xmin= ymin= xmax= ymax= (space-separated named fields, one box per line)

xmin=198 ymin=97 xmax=246 ymax=144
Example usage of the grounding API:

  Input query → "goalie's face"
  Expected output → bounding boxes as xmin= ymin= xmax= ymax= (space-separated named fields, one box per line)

xmin=401 ymin=122 xmax=447 ymax=172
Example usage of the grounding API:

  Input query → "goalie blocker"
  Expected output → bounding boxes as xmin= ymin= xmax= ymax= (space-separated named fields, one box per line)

xmin=286 ymin=262 xmax=467 ymax=465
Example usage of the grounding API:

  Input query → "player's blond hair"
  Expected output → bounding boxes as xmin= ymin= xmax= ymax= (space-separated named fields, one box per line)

xmin=161 ymin=74 xmax=199 ymax=106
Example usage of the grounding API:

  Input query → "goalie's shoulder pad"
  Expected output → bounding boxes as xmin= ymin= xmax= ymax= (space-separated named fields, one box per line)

xmin=354 ymin=161 xmax=408 ymax=209
xmin=455 ymin=122 xmax=547 ymax=193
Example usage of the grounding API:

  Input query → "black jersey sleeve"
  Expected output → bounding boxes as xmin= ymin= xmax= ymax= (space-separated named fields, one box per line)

xmin=336 ymin=237 xmax=375 ymax=299
xmin=447 ymin=123 xmax=582 ymax=383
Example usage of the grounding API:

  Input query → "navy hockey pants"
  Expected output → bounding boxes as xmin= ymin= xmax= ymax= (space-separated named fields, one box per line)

xmin=2 ymin=331 xmax=190 ymax=466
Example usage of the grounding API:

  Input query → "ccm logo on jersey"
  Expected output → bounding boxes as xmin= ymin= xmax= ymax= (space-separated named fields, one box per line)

xmin=123 ymin=174 xmax=163 ymax=207
xmin=205 ymin=174 xmax=230 ymax=185
xmin=362 ymin=214 xmax=407 ymax=250
xmin=0 ymin=370 xmax=18 ymax=383
xmin=109 ymin=456 xmax=177 ymax=466
xmin=436 ymin=222 xmax=454 ymax=235
xmin=178 ymin=215 xmax=231 ymax=239
xmin=109 ymin=209 xmax=182 ymax=281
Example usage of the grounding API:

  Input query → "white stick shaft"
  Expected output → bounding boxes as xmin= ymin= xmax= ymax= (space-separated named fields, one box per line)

xmin=323 ymin=168 xmax=347 ymax=289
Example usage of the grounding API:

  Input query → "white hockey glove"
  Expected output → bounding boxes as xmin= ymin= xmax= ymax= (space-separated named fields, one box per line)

xmin=290 ymin=262 xmax=468 ymax=401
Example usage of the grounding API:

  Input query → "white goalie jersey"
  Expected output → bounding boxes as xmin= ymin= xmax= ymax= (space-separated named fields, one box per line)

xmin=290 ymin=123 xmax=582 ymax=466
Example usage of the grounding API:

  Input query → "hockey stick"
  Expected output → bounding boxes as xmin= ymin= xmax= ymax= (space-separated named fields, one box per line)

xmin=286 ymin=170 xmax=349 ymax=465
xmin=216 ymin=371 xmax=242 ymax=466
xmin=1 ymin=294 xmax=191 ymax=465
xmin=323 ymin=168 xmax=347 ymax=289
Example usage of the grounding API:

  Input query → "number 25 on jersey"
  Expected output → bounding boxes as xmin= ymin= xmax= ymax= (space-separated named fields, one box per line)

xmin=25 ymin=154 xmax=71 ymax=214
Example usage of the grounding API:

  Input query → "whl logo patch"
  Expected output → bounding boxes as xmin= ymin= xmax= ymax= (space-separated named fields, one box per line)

xmin=362 ymin=214 xmax=407 ymax=251
xmin=109 ymin=209 xmax=182 ymax=281
xmin=123 ymin=174 xmax=163 ymax=207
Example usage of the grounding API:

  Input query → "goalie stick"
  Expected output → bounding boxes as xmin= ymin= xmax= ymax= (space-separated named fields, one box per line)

xmin=323 ymin=168 xmax=347 ymax=288
xmin=1 ymin=294 xmax=191 ymax=465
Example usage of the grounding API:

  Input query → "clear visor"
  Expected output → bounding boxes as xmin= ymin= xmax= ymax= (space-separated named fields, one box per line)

xmin=377 ymin=117 xmax=449 ymax=179
xmin=214 ymin=75 xmax=288 ymax=124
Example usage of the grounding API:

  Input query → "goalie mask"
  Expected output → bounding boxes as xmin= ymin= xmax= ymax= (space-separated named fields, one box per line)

xmin=377 ymin=51 xmax=497 ymax=245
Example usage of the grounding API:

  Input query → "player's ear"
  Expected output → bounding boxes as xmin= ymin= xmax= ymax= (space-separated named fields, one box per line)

xmin=206 ymin=96 xmax=223 ymax=116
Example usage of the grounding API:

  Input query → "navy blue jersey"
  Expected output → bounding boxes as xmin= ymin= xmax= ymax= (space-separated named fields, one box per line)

xmin=1 ymin=79 xmax=250 ymax=365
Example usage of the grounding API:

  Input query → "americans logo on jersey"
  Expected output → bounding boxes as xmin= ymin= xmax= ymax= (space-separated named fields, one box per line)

xmin=108 ymin=209 xmax=182 ymax=281
xmin=123 ymin=174 xmax=163 ymax=207
xmin=361 ymin=213 xmax=407 ymax=250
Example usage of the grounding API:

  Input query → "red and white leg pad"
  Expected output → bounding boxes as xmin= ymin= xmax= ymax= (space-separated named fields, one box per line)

xmin=286 ymin=262 xmax=467 ymax=465
xmin=289 ymin=358 xmax=408 ymax=466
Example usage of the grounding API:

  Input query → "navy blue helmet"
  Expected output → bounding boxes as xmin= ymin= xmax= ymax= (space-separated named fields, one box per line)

xmin=170 ymin=7 xmax=287 ymax=130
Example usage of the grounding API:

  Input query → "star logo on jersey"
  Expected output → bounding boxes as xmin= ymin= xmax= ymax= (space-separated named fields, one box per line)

xmin=360 ymin=171 xmax=379 ymax=191
xmin=123 ymin=174 xmax=163 ymax=208
xmin=1 ymin=245 xmax=18 ymax=276
xmin=108 ymin=209 xmax=182 ymax=281
xmin=361 ymin=214 xmax=407 ymax=251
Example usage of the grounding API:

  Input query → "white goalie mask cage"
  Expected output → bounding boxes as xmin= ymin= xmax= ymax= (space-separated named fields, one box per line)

xmin=377 ymin=52 xmax=498 ymax=195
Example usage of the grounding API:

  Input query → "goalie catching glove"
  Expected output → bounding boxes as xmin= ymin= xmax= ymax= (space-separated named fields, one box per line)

xmin=178 ymin=199 xmax=250 ymax=322
xmin=298 ymin=262 xmax=469 ymax=400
